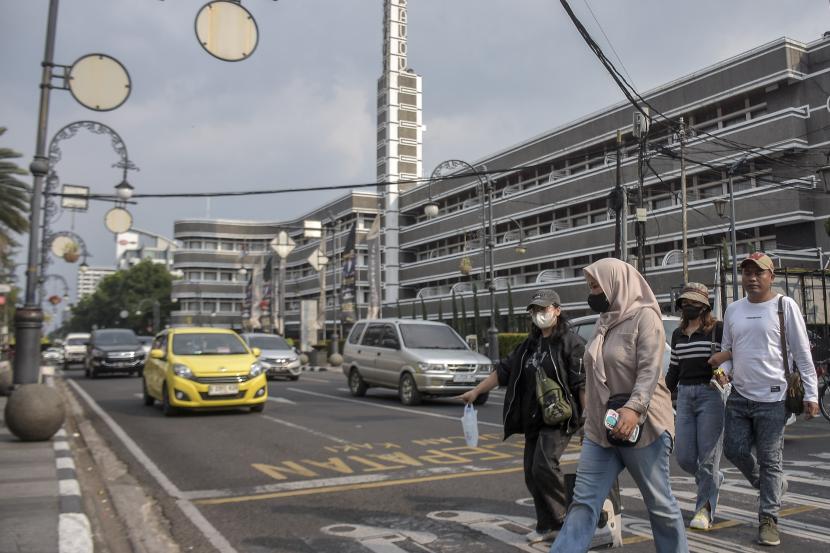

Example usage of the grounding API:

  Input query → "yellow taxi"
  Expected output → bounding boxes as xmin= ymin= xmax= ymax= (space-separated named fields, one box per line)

xmin=142 ymin=327 xmax=268 ymax=416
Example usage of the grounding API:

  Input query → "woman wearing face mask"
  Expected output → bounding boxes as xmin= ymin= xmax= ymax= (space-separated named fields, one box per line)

xmin=550 ymin=258 xmax=688 ymax=553
xmin=665 ymin=283 xmax=725 ymax=531
xmin=459 ymin=289 xmax=586 ymax=544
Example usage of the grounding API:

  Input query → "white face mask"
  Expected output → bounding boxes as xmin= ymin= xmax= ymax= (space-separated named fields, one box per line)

xmin=532 ymin=310 xmax=557 ymax=329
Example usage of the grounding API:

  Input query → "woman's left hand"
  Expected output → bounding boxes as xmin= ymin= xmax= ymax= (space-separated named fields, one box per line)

xmin=612 ymin=407 xmax=640 ymax=440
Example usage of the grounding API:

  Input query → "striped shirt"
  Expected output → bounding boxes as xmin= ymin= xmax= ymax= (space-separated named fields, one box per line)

xmin=665 ymin=322 xmax=723 ymax=391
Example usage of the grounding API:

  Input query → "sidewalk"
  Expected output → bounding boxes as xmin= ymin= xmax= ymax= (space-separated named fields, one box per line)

xmin=0 ymin=389 xmax=92 ymax=553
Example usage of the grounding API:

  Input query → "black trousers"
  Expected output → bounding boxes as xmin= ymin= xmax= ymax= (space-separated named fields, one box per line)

xmin=523 ymin=426 xmax=572 ymax=532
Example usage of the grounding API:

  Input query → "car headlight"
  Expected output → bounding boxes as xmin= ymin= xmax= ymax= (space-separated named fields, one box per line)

xmin=172 ymin=364 xmax=193 ymax=379
xmin=249 ymin=361 xmax=264 ymax=377
xmin=478 ymin=363 xmax=493 ymax=373
xmin=417 ymin=362 xmax=447 ymax=373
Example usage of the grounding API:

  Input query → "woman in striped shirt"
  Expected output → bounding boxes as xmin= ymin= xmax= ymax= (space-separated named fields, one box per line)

xmin=665 ymin=282 xmax=725 ymax=531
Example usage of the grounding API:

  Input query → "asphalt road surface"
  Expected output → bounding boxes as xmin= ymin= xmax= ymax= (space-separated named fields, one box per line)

xmin=65 ymin=369 xmax=830 ymax=553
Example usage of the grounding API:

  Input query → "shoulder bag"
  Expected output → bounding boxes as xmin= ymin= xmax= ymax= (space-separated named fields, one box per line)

xmin=534 ymin=362 xmax=572 ymax=426
xmin=778 ymin=296 xmax=805 ymax=415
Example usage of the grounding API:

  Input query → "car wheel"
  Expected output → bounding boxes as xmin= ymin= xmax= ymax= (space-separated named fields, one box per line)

xmin=250 ymin=403 xmax=265 ymax=413
xmin=161 ymin=383 xmax=177 ymax=417
xmin=348 ymin=369 xmax=368 ymax=397
xmin=142 ymin=378 xmax=154 ymax=406
xmin=399 ymin=373 xmax=421 ymax=406
xmin=473 ymin=392 xmax=489 ymax=406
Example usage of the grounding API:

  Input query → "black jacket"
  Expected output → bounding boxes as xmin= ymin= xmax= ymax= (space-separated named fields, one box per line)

xmin=496 ymin=329 xmax=586 ymax=439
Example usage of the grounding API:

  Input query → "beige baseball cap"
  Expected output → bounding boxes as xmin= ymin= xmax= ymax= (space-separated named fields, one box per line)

xmin=740 ymin=252 xmax=775 ymax=272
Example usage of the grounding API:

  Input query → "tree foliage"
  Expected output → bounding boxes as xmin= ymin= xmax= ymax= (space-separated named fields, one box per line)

xmin=0 ymin=127 xmax=30 ymax=252
xmin=61 ymin=260 xmax=176 ymax=336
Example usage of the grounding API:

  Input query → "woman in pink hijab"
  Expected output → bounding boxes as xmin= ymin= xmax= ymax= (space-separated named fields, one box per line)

xmin=550 ymin=258 xmax=688 ymax=553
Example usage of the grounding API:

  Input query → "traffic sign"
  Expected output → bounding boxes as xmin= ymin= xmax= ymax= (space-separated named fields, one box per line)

xmin=307 ymin=248 xmax=329 ymax=272
xmin=270 ymin=231 xmax=296 ymax=259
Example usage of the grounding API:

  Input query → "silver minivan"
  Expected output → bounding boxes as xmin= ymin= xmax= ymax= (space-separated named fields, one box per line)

xmin=342 ymin=319 xmax=493 ymax=406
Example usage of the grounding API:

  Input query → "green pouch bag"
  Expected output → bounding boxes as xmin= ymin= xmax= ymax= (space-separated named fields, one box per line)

xmin=534 ymin=365 xmax=572 ymax=426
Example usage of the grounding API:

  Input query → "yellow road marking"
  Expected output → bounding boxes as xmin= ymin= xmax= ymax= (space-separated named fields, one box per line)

xmin=622 ymin=535 xmax=653 ymax=545
xmin=196 ymin=459 xmax=578 ymax=505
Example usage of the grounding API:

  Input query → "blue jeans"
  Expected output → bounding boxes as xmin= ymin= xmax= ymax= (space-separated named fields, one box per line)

xmin=723 ymin=390 xmax=787 ymax=522
xmin=675 ymin=383 xmax=725 ymax=519
xmin=550 ymin=432 xmax=688 ymax=553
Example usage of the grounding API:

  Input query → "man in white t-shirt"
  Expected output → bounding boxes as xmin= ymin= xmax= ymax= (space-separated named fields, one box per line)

xmin=711 ymin=252 xmax=819 ymax=547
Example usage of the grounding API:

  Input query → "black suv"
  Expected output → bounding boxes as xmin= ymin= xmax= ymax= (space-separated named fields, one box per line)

xmin=85 ymin=328 xmax=146 ymax=378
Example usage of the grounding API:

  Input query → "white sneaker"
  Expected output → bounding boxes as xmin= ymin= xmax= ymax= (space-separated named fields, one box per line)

xmin=525 ymin=529 xmax=558 ymax=543
xmin=689 ymin=507 xmax=711 ymax=530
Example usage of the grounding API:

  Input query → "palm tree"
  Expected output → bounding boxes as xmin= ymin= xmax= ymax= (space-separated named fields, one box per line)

xmin=0 ymin=127 xmax=30 ymax=253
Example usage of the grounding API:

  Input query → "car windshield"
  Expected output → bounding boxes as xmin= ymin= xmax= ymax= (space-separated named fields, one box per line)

xmin=66 ymin=338 xmax=87 ymax=346
xmin=94 ymin=330 xmax=138 ymax=346
xmin=399 ymin=324 xmax=468 ymax=350
xmin=172 ymin=333 xmax=248 ymax=356
xmin=248 ymin=335 xmax=290 ymax=350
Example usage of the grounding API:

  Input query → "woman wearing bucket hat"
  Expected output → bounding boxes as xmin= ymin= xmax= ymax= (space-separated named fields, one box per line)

xmin=665 ymin=282 xmax=726 ymax=531
xmin=458 ymin=288 xmax=586 ymax=544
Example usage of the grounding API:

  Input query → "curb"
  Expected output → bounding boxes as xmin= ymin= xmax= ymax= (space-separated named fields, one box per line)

xmin=62 ymin=378 xmax=181 ymax=553
xmin=54 ymin=428 xmax=94 ymax=553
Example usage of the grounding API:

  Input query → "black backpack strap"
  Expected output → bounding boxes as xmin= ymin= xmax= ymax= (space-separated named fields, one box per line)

xmin=778 ymin=296 xmax=791 ymax=376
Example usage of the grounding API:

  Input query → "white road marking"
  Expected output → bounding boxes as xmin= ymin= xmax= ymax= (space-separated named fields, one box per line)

xmin=671 ymin=476 xmax=830 ymax=510
xmin=67 ymin=380 xmax=239 ymax=553
xmin=287 ymin=387 xmax=503 ymax=428
xmin=623 ymin=486 xmax=830 ymax=543
xmin=298 ymin=376 xmax=330 ymax=383
xmin=321 ymin=524 xmax=438 ymax=553
xmin=266 ymin=396 xmax=297 ymax=405
xmin=624 ymin=513 xmax=758 ymax=553
xmin=260 ymin=414 xmax=350 ymax=443
xmin=426 ymin=510 xmax=539 ymax=552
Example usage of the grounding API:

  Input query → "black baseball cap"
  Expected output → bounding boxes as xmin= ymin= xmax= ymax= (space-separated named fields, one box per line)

xmin=526 ymin=289 xmax=561 ymax=310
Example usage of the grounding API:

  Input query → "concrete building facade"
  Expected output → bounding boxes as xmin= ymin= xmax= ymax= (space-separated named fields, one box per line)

xmin=76 ymin=267 xmax=116 ymax=298
xmin=393 ymin=36 xmax=830 ymax=326
xmin=170 ymin=192 xmax=381 ymax=332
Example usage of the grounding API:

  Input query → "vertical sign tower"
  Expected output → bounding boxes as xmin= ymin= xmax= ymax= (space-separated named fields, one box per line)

xmin=377 ymin=0 xmax=423 ymax=305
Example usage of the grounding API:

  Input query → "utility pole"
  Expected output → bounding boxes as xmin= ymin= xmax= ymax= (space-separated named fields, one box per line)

xmin=613 ymin=130 xmax=623 ymax=259
xmin=633 ymin=107 xmax=649 ymax=274
xmin=679 ymin=117 xmax=689 ymax=283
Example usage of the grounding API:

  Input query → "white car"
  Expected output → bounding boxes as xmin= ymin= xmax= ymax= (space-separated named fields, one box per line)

xmin=241 ymin=333 xmax=302 ymax=380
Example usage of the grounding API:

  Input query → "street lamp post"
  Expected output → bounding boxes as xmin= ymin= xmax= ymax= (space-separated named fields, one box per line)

xmin=9 ymin=0 xmax=133 ymax=441
xmin=426 ymin=160 xmax=500 ymax=361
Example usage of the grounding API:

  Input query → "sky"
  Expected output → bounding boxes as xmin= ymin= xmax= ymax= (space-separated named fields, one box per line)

xmin=2 ymin=0 xmax=829 ymax=329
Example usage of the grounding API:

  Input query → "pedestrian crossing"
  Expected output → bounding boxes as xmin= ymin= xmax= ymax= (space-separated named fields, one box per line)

xmin=318 ymin=469 xmax=830 ymax=552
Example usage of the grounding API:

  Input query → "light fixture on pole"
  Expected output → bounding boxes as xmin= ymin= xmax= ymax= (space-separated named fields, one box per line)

xmin=115 ymin=179 xmax=134 ymax=201
xmin=508 ymin=217 xmax=527 ymax=255
xmin=270 ymin=230 xmax=296 ymax=336
xmin=429 ymin=160 xmax=500 ymax=361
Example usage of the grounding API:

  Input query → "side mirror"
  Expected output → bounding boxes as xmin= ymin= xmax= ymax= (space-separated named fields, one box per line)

xmin=150 ymin=349 xmax=165 ymax=359
xmin=252 ymin=347 xmax=262 ymax=357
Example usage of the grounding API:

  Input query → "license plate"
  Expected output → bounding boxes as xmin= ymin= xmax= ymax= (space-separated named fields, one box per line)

xmin=208 ymin=384 xmax=238 ymax=395
xmin=113 ymin=362 xmax=130 ymax=367
xmin=453 ymin=373 xmax=476 ymax=383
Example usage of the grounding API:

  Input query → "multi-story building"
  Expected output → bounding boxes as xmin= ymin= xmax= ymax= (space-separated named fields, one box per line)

xmin=393 ymin=35 xmax=830 ymax=325
xmin=116 ymin=229 xmax=179 ymax=271
xmin=76 ymin=266 xmax=116 ymax=298
xmin=170 ymin=192 xmax=381 ymax=333
xmin=376 ymin=0 xmax=424 ymax=305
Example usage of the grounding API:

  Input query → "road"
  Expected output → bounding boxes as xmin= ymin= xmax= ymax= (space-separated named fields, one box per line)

xmin=64 ymin=369 xmax=830 ymax=553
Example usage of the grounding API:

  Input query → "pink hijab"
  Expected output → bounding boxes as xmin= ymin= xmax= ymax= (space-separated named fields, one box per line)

xmin=583 ymin=258 xmax=661 ymax=391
